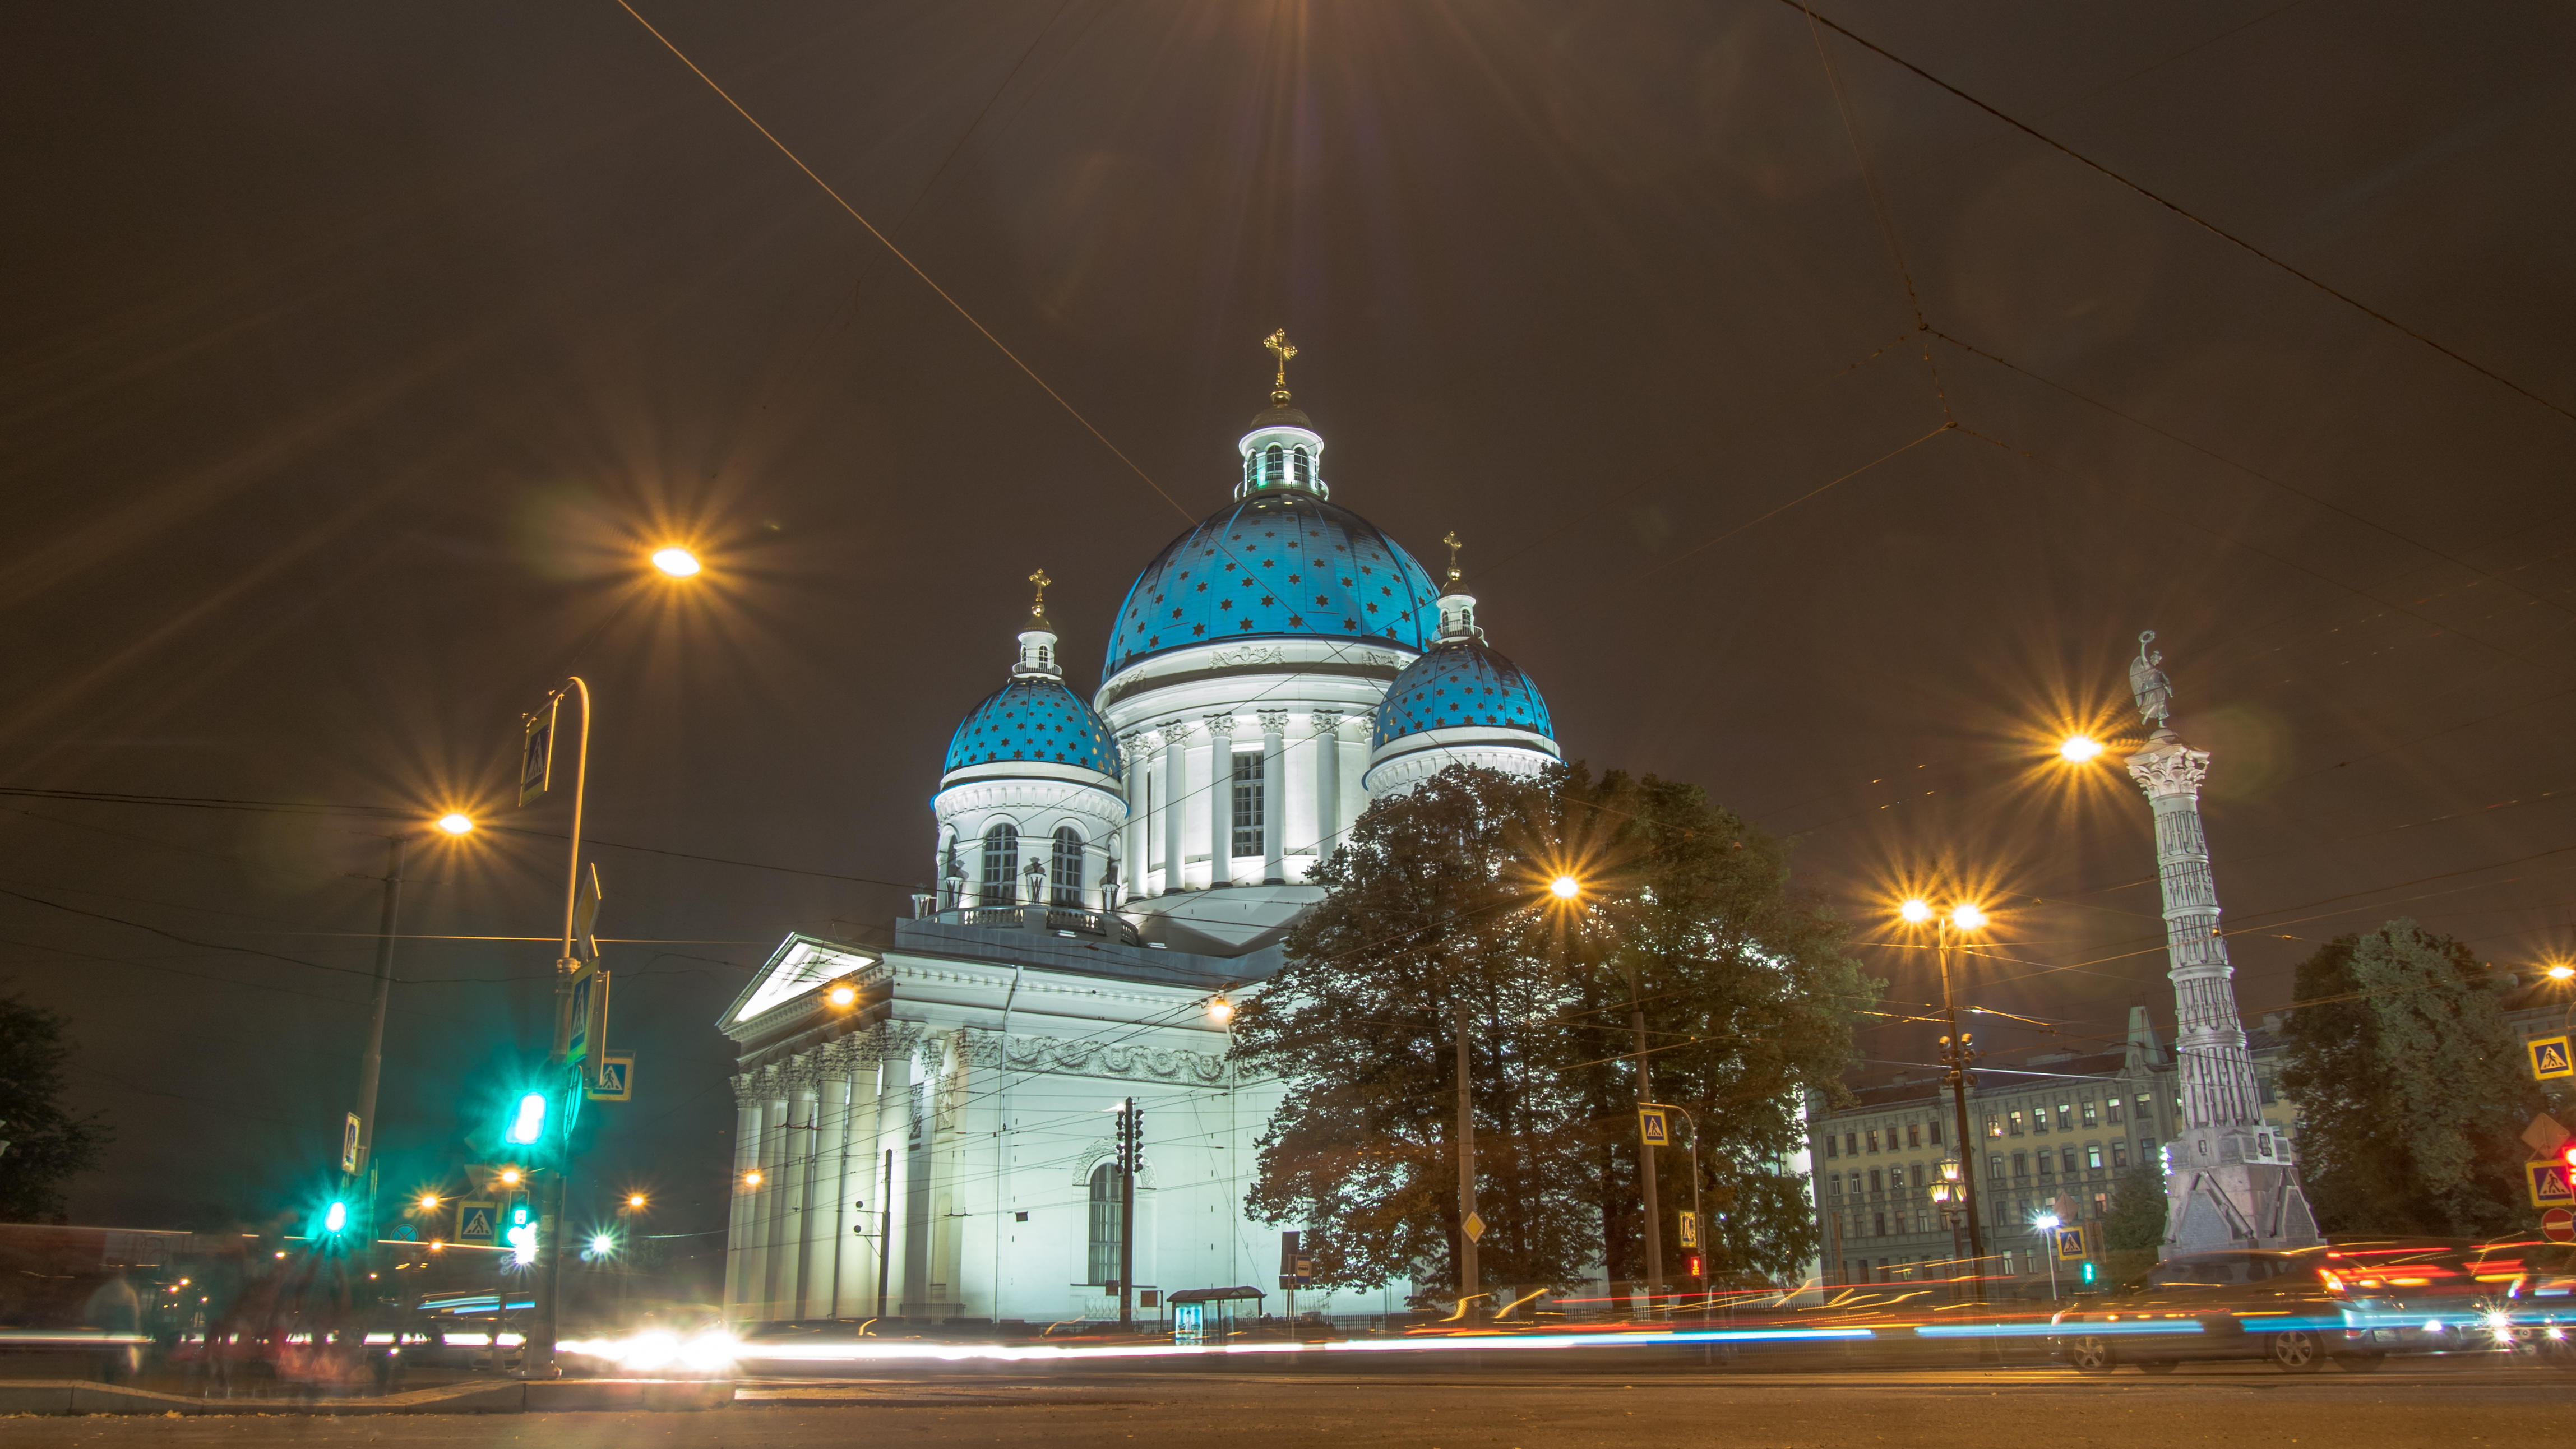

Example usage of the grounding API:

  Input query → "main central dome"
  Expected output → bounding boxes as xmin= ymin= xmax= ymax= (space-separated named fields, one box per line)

xmin=1103 ymin=489 xmax=1441 ymax=675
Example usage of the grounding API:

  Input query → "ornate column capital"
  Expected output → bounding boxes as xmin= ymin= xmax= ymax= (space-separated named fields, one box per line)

xmin=1204 ymin=712 xmax=1238 ymax=739
xmin=1157 ymin=717 xmax=1196 ymax=746
xmin=1309 ymin=709 xmax=1343 ymax=736
xmin=2125 ymin=740 xmax=2210 ymax=801
xmin=1256 ymin=709 xmax=1291 ymax=737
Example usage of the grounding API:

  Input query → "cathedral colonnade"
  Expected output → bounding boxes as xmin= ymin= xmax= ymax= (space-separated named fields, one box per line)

xmin=1115 ymin=709 xmax=1367 ymax=895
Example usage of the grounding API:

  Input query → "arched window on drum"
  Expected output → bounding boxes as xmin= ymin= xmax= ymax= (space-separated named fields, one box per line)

xmin=1050 ymin=827 xmax=1085 ymax=908
xmin=1086 ymin=1160 xmax=1125 ymax=1285
xmin=980 ymin=823 xmax=1018 ymax=906
xmin=1263 ymin=442 xmax=1284 ymax=487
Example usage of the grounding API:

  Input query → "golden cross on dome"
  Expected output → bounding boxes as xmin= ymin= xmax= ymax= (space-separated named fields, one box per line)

xmin=1441 ymin=531 xmax=1463 ymax=586
xmin=1263 ymin=329 xmax=1298 ymax=394
xmin=1028 ymin=567 xmax=1051 ymax=619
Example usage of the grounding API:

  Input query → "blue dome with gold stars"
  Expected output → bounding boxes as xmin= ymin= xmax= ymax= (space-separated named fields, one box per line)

xmin=1373 ymin=638 xmax=1555 ymax=749
xmin=1103 ymin=491 xmax=1440 ymax=675
xmin=942 ymin=677 xmax=1120 ymax=780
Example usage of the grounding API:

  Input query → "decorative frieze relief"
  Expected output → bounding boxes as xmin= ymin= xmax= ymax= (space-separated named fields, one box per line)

xmin=1209 ymin=645 xmax=1286 ymax=669
xmin=1002 ymin=1033 xmax=1228 ymax=1084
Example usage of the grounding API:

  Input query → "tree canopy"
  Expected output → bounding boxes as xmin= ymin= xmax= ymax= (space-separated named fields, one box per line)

xmin=2276 ymin=920 xmax=2547 ymax=1237
xmin=0 ymin=991 xmax=108 ymax=1221
xmin=1229 ymin=763 xmax=1868 ymax=1299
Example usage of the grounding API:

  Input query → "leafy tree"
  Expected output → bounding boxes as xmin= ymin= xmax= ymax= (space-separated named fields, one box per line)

xmin=2277 ymin=920 xmax=2541 ymax=1237
xmin=1551 ymin=769 xmax=1871 ymax=1285
xmin=1232 ymin=764 xmax=1870 ymax=1298
xmin=2103 ymin=1163 xmax=2166 ymax=1252
xmin=1232 ymin=766 xmax=1594 ymax=1299
xmin=0 ymin=992 xmax=109 ymax=1221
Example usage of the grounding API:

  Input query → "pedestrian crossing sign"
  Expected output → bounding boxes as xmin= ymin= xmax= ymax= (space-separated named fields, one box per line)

xmin=456 ymin=1198 xmax=499 ymax=1246
xmin=2531 ymin=1035 xmax=2573 ymax=1082
xmin=2056 ymin=1226 xmax=2087 ymax=1261
xmin=1638 ymin=1106 xmax=1671 ymax=1147
xmin=586 ymin=1054 xmax=633 ymax=1103
xmin=2528 ymin=1160 xmax=2575 ymax=1210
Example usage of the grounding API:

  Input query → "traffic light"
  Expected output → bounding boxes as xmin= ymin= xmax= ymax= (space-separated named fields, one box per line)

xmin=323 ymin=1200 xmax=348 ymax=1234
xmin=1685 ymin=1254 xmax=1703 ymax=1278
xmin=2560 ymin=1141 xmax=2576 ymax=1173
xmin=505 ymin=1091 xmax=548 ymax=1146
xmin=2080 ymin=1260 xmax=2099 ymax=1286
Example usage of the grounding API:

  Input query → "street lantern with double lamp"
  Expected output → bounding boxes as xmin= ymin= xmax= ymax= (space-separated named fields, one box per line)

xmin=1898 ymin=896 xmax=1994 ymax=1298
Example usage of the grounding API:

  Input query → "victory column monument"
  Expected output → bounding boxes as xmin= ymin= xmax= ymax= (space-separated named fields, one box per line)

xmin=2124 ymin=632 xmax=2321 ymax=1253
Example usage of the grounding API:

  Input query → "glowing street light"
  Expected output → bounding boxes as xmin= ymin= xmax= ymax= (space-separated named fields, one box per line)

xmin=1206 ymin=996 xmax=1235 ymax=1025
xmin=650 ymin=547 xmax=702 ymax=578
xmin=1899 ymin=898 xmax=1934 ymax=924
xmin=1549 ymin=875 xmax=1581 ymax=900
xmin=627 ymin=1193 xmax=649 ymax=1210
xmin=1951 ymin=904 xmax=1988 ymax=932
xmin=826 ymin=983 xmax=858 ymax=1008
xmin=743 ymin=1170 xmax=764 ymax=1189
xmin=436 ymin=812 xmax=475 ymax=836
xmin=2547 ymin=962 xmax=2575 ymax=983
xmin=497 ymin=1166 xmax=523 ymax=1187
xmin=2057 ymin=734 xmax=2104 ymax=764
xmin=418 ymin=1194 xmax=442 ymax=1212
xmin=589 ymin=1233 xmax=617 ymax=1258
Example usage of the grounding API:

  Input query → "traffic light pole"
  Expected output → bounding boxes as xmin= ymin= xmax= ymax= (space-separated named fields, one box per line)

xmin=1117 ymin=1098 xmax=1136 ymax=1326
xmin=529 ymin=677 xmax=590 ymax=1380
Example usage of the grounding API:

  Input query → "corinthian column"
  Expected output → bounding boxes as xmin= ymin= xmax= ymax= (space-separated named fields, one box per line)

xmin=1259 ymin=711 xmax=1288 ymax=883
xmin=1311 ymin=710 xmax=1343 ymax=861
xmin=1159 ymin=721 xmax=1191 ymax=894
xmin=2121 ymin=631 xmax=2316 ymax=1254
xmin=1207 ymin=714 xmax=1237 ymax=887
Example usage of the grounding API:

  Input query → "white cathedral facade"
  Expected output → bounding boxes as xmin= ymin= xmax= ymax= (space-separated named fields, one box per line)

xmin=716 ymin=372 xmax=1564 ymax=1328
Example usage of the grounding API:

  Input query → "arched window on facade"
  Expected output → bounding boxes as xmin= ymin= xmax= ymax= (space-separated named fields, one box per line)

xmin=1050 ymin=827 xmax=1085 ymax=908
xmin=1292 ymin=446 xmax=1310 ymax=485
xmin=1264 ymin=442 xmax=1284 ymax=487
xmin=1086 ymin=1160 xmax=1124 ymax=1285
xmin=981 ymin=823 xmax=1019 ymax=906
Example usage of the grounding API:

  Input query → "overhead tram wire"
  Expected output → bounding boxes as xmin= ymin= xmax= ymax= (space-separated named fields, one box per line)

xmin=1775 ymin=0 xmax=2576 ymax=429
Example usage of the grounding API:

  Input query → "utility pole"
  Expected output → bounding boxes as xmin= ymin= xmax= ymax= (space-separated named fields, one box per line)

xmin=1453 ymin=997 xmax=1478 ymax=1313
xmin=1117 ymin=1098 xmax=1137 ymax=1326
xmin=1627 ymin=969 xmax=1663 ymax=1316
xmin=350 ymin=834 xmax=406 ymax=1184
xmin=876 ymin=1149 xmax=892 ymax=1322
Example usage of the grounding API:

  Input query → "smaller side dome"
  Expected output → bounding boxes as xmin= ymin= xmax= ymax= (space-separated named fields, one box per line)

xmin=942 ymin=678 xmax=1121 ymax=780
xmin=1372 ymin=642 xmax=1556 ymax=748
xmin=1363 ymin=540 xmax=1558 ymax=797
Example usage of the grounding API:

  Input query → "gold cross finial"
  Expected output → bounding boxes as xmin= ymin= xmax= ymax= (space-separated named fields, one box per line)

xmin=1028 ymin=567 xmax=1051 ymax=621
xmin=1441 ymin=531 xmax=1463 ymax=587
xmin=1262 ymin=329 xmax=1298 ymax=399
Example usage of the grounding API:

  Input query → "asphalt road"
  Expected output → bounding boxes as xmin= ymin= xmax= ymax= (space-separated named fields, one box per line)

xmin=10 ymin=1364 xmax=2570 ymax=1446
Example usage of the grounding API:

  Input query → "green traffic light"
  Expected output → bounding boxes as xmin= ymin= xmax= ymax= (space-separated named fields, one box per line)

xmin=324 ymin=1200 xmax=348 ymax=1234
xmin=506 ymin=1091 xmax=548 ymax=1145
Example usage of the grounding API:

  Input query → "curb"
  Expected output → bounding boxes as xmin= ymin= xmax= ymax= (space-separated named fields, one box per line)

xmin=0 ymin=1378 xmax=735 ymax=1416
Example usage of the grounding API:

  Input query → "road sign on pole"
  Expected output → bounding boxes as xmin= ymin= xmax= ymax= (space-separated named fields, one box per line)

xmin=518 ymin=698 xmax=558 ymax=805
xmin=2527 ymin=1159 xmax=2575 ymax=1209
xmin=1462 ymin=1211 xmax=1485 ymax=1243
xmin=1676 ymin=1211 xmax=1700 ymax=1249
xmin=567 ymin=963 xmax=609 ymax=1071
xmin=2531 ymin=1036 xmax=2574 ymax=1082
xmin=572 ymin=864 xmax=603 ymax=962
xmin=339 ymin=1113 xmax=363 ymax=1175
xmin=586 ymin=1054 xmax=633 ymax=1102
xmin=2543 ymin=1208 xmax=2575 ymax=1244
xmin=456 ymin=1198 xmax=498 ymax=1246
xmin=2055 ymin=1226 xmax=2087 ymax=1261
xmin=1636 ymin=1105 xmax=1670 ymax=1147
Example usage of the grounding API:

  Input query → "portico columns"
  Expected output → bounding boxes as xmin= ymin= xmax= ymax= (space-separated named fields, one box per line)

xmin=1259 ymin=711 xmax=1288 ymax=883
xmin=1206 ymin=714 xmax=1236 ymax=886
xmin=832 ymin=1052 xmax=882 ymax=1317
xmin=724 ymin=1081 xmax=764 ymax=1323
xmin=804 ymin=1054 xmax=849 ymax=1316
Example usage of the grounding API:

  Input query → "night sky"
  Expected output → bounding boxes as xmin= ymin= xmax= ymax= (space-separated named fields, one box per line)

xmin=5 ymin=2 xmax=2573 ymax=1251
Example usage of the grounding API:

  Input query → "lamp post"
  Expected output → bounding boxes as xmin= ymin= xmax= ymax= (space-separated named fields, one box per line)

xmin=1900 ymin=897 xmax=1990 ymax=1297
xmin=518 ymin=677 xmax=590 ymax=1379
xmin=2033 ymin=1212 xmax=2062 ymax=1302
xmin=344 ymin=813 xmax=475 ymax=1258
